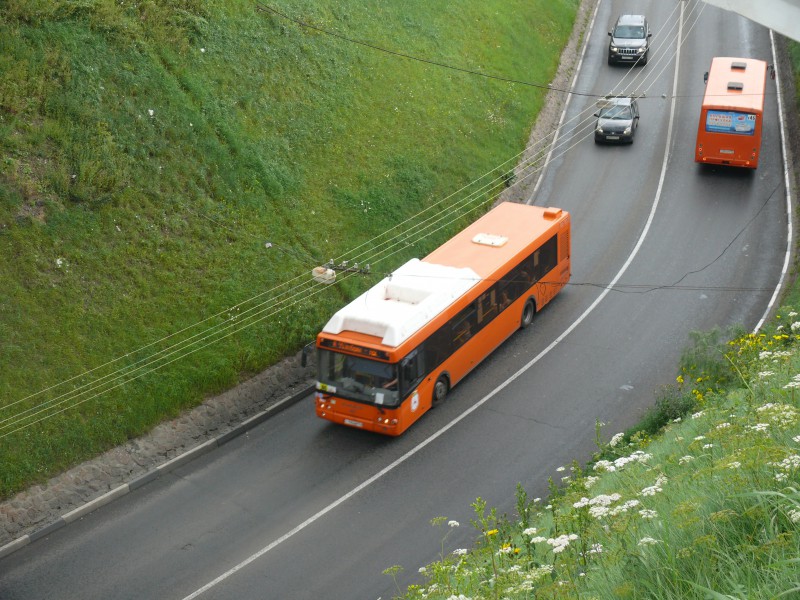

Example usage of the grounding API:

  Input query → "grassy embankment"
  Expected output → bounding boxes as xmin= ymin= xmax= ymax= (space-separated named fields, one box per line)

xmin=386 ymin=41 xmax=800 ymax=600
xmin=0 ymin=0 xmax=579 ymax=498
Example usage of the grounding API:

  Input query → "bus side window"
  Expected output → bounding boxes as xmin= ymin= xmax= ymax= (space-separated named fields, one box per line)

xmin=477 ymin=290 xmax=497 ymax=324
xmin=452 ymin=303 xmax=477 ymax=346
xmin=401 ymin=351 xmax=424 ymax=391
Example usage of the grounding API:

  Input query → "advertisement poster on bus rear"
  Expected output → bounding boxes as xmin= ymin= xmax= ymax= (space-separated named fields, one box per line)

xmin=705 ymin=110 xmax=756 ymax=135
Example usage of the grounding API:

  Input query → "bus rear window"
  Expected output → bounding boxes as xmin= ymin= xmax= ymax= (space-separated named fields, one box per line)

xmin=705 ymin=110 xmax=756 ymax=135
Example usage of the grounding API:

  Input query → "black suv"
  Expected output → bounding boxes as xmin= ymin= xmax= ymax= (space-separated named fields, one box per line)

xmin=608 ymin=14 xmax=651 ymax=66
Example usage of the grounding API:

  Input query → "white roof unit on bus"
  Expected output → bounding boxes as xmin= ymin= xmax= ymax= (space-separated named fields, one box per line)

xmin=322 ymin=258 xmax=480 ymax=348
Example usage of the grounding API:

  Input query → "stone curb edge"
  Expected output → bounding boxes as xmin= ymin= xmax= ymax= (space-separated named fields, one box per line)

xmin=0 ymin=384 xmax=315 ymax=561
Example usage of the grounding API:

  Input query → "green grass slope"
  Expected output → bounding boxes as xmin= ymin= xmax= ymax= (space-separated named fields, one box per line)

xmin=0 ymin=0 xmax=578 ymax=497
xmin=392 ymin=314 xmax=800 ymax=599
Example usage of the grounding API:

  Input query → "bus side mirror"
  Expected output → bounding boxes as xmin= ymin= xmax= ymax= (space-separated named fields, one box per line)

xmin=301 ymin=342 xmax=315 ymax=367
xmin=769 ymin=64 xmax=775 ymax=80
xmin=703 ymin=71 xmax=708 ymax=85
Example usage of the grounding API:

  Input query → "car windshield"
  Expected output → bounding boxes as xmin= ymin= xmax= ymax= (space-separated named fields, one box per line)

xmin=599 ymin=105 xmax=632 ymax=120
xmin=614 ymin=25 xmax=644 ymax=39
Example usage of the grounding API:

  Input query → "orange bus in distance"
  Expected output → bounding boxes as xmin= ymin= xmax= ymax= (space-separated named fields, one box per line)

xmin=695 ymin=57 xmax=768 ymax=169
xmin=314 ymin=202 xmax=571 ymax=435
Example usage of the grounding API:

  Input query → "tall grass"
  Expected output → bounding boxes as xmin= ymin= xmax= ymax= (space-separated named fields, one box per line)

xmin=0 ymin=0 xmax=579 ymax=496
xmin=394 ymin=309 xmax=800 ymax=598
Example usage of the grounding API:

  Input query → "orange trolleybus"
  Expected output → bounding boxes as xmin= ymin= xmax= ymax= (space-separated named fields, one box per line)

xmin=313 ymin=201 xmax=571 ymax=435
xmin=695 ymin=57 xmax=768 ymax=169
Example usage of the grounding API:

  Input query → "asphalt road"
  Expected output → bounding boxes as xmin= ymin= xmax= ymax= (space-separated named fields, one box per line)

xmin=0 ymin=1 xmax=790 ymax=599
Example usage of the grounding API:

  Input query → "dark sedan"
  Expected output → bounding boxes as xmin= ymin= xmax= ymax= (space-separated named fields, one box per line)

xmin=594 ymin=97 xmax=640 ymax=144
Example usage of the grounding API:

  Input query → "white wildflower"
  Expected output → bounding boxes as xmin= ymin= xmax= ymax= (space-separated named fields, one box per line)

xmin=639 ymin=484 xmax=663 ymax=497
xmin=593 ymin=460 xmax=615 ymax=472
xmin=588 ymin=506 xmax=610 ymax=519
xmin=638 ymin=537 xmax=659 ymax=546
xmin=609 ymin=432 xmax=625 ymax=447
xmin=546 ymin=534 xmax=577 ymax=554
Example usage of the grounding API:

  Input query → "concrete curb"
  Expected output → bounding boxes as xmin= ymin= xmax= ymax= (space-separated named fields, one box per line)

xmin=0 ymin=384 xmax=315 ymax=561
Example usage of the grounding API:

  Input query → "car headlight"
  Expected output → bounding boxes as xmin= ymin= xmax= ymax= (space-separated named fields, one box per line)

xmin=637 ymin=47 xmax=646 ymax=54
xmin=610 ymin=46 xmax=618 ymax=52
xmin=624 ymin=126 xmax=632 ymax=135
xmin=596 ymin=125 xmax=604 ymax=133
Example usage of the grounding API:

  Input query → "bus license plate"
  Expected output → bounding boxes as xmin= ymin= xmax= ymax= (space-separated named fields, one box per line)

xmin=344 ymin=418 xmax=363 ymax=428
xmin=720 ymin=149 xmax=734 ymax=154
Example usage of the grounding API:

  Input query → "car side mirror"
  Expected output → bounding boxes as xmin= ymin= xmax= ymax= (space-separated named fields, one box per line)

xmin=593 ymin=112 xmax=599 ymax=118
xmin=608 ymin=31 xmax=612 ymax=37
xmin=703 ymin=71 xmax=708 ymax=84
xmin=647 ymin=32 xmax=652 ymax=37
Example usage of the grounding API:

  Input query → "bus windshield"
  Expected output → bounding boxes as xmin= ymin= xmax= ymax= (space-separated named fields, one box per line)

xmin=318 ymin=349 xmax=400 ymax=406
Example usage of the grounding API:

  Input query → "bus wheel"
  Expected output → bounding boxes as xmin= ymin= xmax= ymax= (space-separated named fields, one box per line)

xmin=432 ymin=375 xmax=449 ymax=407
xmin=521 ymin=299 xmax=536 ymax=329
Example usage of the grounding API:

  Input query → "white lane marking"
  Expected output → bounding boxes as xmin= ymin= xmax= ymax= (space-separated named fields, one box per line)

xmin=753 ymin=30 xmax=793 ymax=333
xmin=527 ymin=0 xmax=601 ymax=201
xmin=182 ymin=6 xmax=714 ymax=599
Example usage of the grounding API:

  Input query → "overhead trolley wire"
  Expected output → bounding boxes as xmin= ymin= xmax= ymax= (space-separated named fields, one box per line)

xmin=8 ymin=0 xmax=761 ymax=438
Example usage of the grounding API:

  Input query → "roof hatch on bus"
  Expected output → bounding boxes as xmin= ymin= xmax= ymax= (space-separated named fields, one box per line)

xmin=731 ymin=61 xmax=747 ymax=71
xmin=472 ymin=233 xmax=508 ymax=247
xmin=727 ymin=81 xmax=744 ymax=91
xmin=543 ymin=207 xmax=563 ymax=220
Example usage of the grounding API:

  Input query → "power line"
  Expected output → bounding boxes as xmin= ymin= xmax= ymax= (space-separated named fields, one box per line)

xmin=254 ymin=3 xmax=603 ymax=98
xmin=8 ymin=0 xmax=760 ymax=438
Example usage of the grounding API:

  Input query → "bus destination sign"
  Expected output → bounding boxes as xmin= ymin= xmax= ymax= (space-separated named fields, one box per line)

xmin=319 ymin=338 xmax=390 ymax=360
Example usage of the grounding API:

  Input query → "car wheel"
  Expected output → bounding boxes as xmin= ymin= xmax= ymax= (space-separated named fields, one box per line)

xmin=520 ymin=298 xmax=536 ymax=328
xmin=641 ymin=51 xmax=648 ymax=66
xmin=608 ymin=56 xmax=613 ymax=66
xmin=432 ymin=375 xmax=449 ymax=407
